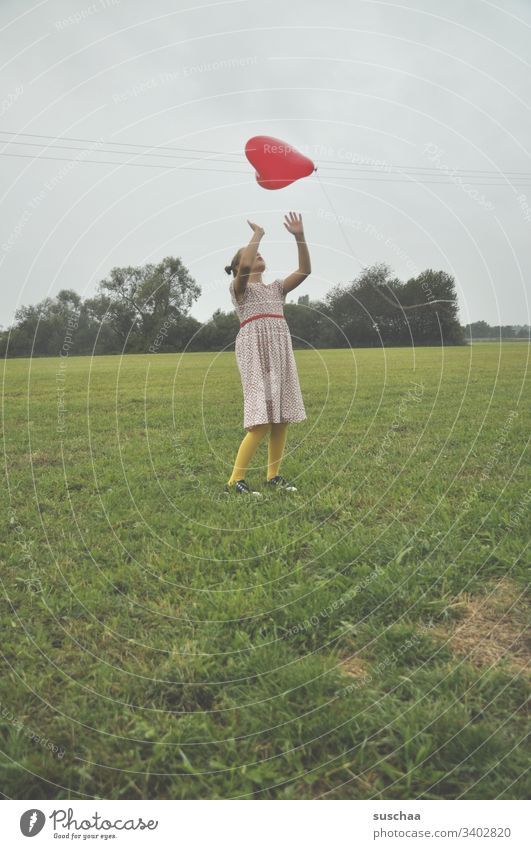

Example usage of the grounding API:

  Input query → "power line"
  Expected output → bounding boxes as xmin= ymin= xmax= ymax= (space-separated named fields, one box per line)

xmin=2 ymin=129 xmax=530 ymax=178
xmin=317 ymin=174 xmax=531 ymax=186
xmin=0 ymin=137 xmax=531 ymax=186
xmin=0 ymin=129 xmax=243 ymax=158
xmin=2 ymin=150 xmax=530 ymax=186
xmin=0 ymin=137 xmax=250 ymax=168
xmin=0 ymin=148 xmax=531 ymax=187
xmin=0 ymin=151 xmax=249 ymax=175
xmin=317 ymin=160 xmax=531 ymax=177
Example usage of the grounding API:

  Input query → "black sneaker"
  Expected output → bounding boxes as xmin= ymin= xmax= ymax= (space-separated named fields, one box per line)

xmin=264 ymin=474 xmax=297 ymax=491
xmin=223 ymin=479 xmax=262 ymax=496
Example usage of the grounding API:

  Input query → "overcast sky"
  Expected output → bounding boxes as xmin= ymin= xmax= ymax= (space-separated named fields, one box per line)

xmin=1 ymin=0 xmax=530 ymax=329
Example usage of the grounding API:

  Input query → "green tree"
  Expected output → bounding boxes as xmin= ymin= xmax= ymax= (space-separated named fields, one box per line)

xmin=98 ymin=256 xmax=201 ymax=351
xmin=196 ymin=309 xmax=239 ymax=352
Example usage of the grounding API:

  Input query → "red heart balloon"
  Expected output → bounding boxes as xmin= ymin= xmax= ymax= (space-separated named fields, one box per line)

xmin=245 ymin=135 xmax=316 ymax=190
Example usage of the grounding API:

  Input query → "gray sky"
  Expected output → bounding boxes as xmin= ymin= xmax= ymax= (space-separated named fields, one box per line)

xmin=1 ymin=0 xmax=530 ymax=329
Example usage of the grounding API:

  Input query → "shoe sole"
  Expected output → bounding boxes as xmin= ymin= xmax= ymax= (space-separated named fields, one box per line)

xmin=223 ymin=488 xmax=262 ymax=496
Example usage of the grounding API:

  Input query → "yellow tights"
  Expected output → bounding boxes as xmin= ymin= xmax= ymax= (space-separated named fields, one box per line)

xmin=226 ymin=422 xmax=289 ymax=486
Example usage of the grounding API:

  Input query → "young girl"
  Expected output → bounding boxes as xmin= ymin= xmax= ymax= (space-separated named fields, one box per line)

xmin=223 ymin=212 xmax=311 ymax=496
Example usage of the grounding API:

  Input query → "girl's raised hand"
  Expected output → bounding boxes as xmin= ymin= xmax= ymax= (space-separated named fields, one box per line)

xmin=284 ymin=211 xmax=304 ymax=236
xmin=247 ymin=220 xmax=265 ymax=237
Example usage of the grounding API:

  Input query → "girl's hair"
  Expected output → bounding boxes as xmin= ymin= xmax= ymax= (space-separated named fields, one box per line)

xmin=224 ymin=247 xmax=243 ymax=277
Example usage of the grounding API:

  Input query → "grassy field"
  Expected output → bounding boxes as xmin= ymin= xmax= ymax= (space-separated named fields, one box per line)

xmin=1 ymin=342 xmax=529 ymax=800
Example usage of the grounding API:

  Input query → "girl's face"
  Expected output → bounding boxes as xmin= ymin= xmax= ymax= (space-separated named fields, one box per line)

xmin=252 ymin=252 xmax=266 ymax=273
xmin=235 ymin=250 xmax=265 ymax=277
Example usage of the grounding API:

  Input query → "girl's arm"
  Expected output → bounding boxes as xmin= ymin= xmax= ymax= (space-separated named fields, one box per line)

xmin=233 ymin=220 xmax=264 ymax=299
xmin=282 ymin=212 xmax=311 ymax=295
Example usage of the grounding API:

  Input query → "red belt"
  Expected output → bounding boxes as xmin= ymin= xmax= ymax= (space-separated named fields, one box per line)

xmin=240 ymin=312 xmax=285 ymax=328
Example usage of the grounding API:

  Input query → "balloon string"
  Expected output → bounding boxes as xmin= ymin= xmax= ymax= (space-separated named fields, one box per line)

xmin=314 ymin=172 xmax=454 ymax=311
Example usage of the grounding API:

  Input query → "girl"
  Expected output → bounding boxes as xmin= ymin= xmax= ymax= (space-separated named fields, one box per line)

xmin=223 ymin=212 xmax=311 ymax=496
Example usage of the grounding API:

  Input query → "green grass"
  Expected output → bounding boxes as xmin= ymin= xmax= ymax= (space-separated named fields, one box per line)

xmin=1 ymin=343 xmax=529 ymax=799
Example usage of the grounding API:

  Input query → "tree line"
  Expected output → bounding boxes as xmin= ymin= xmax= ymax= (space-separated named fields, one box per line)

xmin=0 ymin=255 xmax=507 ymax=358
xmin=464 ymin=320 xmax=529 ymax=340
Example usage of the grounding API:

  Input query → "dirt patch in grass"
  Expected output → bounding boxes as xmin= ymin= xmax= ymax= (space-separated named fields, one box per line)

xmin=337 ymin=654 xmax=368 ymax=678
xmin=433 ymin=579 xmax=529 ymax=674
xmin=24 ymin=451 xmax=61 ymax=467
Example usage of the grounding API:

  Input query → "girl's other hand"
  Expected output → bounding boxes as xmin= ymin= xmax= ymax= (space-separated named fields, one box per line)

xmin=284 ymin=211 xmax=304 ymax=236
xmin=247 ymin=220 xmax=265 ymax=237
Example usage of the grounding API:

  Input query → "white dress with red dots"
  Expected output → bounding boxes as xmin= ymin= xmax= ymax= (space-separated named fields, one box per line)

xmin=229 ymin=278 xmax=307 ymax=430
